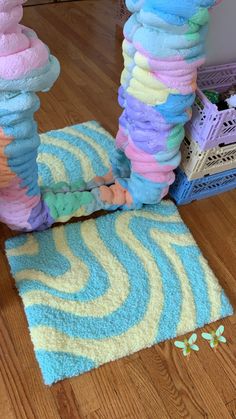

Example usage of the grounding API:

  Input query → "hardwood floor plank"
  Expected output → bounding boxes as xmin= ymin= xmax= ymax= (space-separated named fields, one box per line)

xmin=124 ymin=357 xmax=170 ymax=418
xmin=0 ymin=316 xmax=36 ymax=419
xmin=51 ymin=381 xmax=83 ymax=419
xmin=0 ymin=367 xmax=19 ymax=419
xmin=140 ymin=345 xmax=211 ymax=418
xmin=92 ymin=361 xmax=151 ymax=419
xmin=182 ymin=352 xmax=232 ymax=418
xmin=179 ymin=196 xmax=236 ymax=306
xmin=69 ymin=374 xmax=101 ymax=417
xmin=226 ymin=399 xmax=236 ymax=418
xmin=85 ymin=409 xmax=109 ymax=419
xmin=194 ymin=321 xmax=236 ymax=404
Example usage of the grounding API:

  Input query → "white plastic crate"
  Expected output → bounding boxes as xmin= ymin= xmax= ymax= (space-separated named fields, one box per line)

xmin=180 ymin=136 xmax=236 ymax=180
xmin=186 ymin=63 xmax=236 ymax=150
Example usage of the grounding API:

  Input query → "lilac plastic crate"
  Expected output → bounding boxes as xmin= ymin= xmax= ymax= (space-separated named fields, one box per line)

xmin=169 ymin=167 xmax=236 ymax=205
xmin=186 ymin=62 xmax=236 ymax=151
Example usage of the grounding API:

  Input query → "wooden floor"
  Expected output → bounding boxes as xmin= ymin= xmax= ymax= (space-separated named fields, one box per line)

xmin=0 ymin=1 xmax=236 ymax=418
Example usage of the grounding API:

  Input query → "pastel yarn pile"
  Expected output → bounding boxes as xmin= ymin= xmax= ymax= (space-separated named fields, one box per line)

xmin=0 ymin=0 xmax=218 ymax=231
xmin=0 ymin=0 xmax=104 ymax=231
xmin=100 ymin=0 xmax=217 ymax=207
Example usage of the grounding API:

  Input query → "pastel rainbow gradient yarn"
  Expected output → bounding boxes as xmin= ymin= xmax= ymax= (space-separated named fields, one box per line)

xmin=0 ymin=0 xmax=60 ymax=230
xmin=98 ymin=0 xmax=218 ymax=207
xmin=5 ymin=122 xmax=233 ymax=384
xmin=0 ymin=0 xmax=218 ymax=231
xmin=0 ymin=1 xmax=110 ymax=231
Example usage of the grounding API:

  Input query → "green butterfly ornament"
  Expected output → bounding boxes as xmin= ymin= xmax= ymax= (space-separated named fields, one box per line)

xmin=202 ymin=325 xmax=226 ymax=349
xmin=174 ymin=333 xmax=199 ymax=357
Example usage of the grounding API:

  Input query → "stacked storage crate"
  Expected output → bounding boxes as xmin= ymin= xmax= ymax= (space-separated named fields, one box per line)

xmin=170 ymin=63 xmax=236 ymax=204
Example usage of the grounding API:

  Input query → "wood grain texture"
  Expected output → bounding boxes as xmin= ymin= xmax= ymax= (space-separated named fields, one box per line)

xmin=0 ymin=1 xmax=235 ymax=418
xmin=26 ymin=0 xmax=55 ymax=6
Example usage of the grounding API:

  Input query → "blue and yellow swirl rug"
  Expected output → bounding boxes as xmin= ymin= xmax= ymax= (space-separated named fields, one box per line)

xmin=5 ymin=122 xmax=233 ymax=385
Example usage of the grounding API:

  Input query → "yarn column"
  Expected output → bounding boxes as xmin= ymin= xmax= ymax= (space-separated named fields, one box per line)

xmin=95 ymin=0 xmax=218 ymax=208
xmin=0 ymin=0 xmax=105 ymax=231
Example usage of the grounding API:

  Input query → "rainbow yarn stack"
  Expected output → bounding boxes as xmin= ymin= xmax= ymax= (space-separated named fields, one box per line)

xmin=105 ymin=0 xmax=218 ymax=208
xmin=0 ymin=0 xmax=61 ymax=230
xmin=0 ymin=0 xmax=218 ymax=232
xmin=0 ymin=1 xmax=111 ymax=231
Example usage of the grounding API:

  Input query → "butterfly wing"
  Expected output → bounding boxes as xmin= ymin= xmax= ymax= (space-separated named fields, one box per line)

xmin=188 ymin=333 xmax=197 ymax=345
xmin=191 ymin=344 xmax=199 ymax=351
xmin=216 ymin=325 xmax=224 ymax=337
xmin=202 ymin=332 xmax=212 ymax=340
xmin=174 ymin=341 xmax=186 ymax=349
xmin=218 ymin=336 xmax=226 ymax=343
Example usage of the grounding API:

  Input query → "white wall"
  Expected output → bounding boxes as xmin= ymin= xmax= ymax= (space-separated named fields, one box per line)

xmin=206 ymin=0 xmax=236 ymax=66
